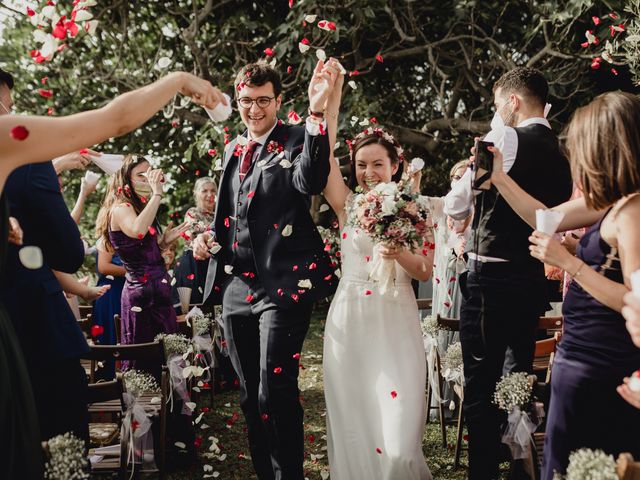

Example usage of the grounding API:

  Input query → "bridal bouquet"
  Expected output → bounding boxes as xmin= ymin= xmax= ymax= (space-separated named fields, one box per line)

xmin=348 ymin=178 xmax=433 ymax=294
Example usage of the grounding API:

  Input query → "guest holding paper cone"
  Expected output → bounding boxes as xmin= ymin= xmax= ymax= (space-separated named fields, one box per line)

xmin=489 ymin=91 xmax=640 ymax=478
xmin=95 ymin=156 xmax=188 ymax=374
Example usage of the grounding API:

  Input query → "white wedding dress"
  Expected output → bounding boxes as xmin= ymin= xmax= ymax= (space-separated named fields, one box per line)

xmin=323 ymin=220 xmax=432 ymax=480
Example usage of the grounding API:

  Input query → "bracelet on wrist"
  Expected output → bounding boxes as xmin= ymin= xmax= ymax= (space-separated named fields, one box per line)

xmin=308 ymin=107 xmax=324 ymax=118
xmin=571 ymin=261 xmax=585 ymax=278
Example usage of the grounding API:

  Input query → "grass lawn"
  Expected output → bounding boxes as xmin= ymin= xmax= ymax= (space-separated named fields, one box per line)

xmin=168 ymin=307 xmax=511 ymax=479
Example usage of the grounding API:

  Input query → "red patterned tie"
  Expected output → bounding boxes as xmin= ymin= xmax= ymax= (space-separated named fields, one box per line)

xmin=239 ymin=140 xmax=259 ymax=180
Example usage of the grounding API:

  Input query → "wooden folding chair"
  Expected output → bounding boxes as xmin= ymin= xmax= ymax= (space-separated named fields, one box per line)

xmin=436 ymin=315 xmax=466 ymax=468
xmin=416 ymin=298 xmax=432 ymax=311
xmin=533 ymin=332 xmax=561 ymax=383
xmin=78 ymin=304 xmax=93 ymax=320
xmin=424 ymin=346 xmax=447 ymax=448
xmin=87 ymin=377 xmax=127 ymax=478
xmin=618 ymin=453 xmax=640 ymax=480
xmin=82 ymin=341 xmax=168 ymax=479
xmin=537 ymin=315 xmax=563 ymax=335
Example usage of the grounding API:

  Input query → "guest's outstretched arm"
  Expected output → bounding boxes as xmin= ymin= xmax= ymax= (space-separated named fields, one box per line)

xmin=0 ymin=72 xmax=226 ymax=190
xmin=489 ymin=146 xmax=605 ymax=231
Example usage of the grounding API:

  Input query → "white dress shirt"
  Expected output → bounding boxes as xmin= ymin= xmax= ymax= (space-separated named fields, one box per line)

xmin=443 ymin=116 xmax=551 ymax=262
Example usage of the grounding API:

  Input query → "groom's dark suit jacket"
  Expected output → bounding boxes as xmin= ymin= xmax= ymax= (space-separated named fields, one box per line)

xmin=203 ymin=121 xmax=338 ymax=309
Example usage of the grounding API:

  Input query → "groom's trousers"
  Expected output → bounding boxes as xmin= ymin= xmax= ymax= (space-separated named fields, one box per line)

xmin=222 ymin=275 xmax=312 ymax=480
xmin=459 ymin=260 xmax=546 ymax=479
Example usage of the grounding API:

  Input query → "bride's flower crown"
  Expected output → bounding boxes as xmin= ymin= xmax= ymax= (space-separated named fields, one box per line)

xmin=347 ymin=127 xmax=405 ymax=162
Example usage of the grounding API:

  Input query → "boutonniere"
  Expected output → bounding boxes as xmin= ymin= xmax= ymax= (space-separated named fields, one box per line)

xmin=267 ymin=140 xmax=284 ymax=154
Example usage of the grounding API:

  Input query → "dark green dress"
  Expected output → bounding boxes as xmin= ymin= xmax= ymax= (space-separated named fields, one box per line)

xmin=0 ymin=194 xmax=44 ymax=478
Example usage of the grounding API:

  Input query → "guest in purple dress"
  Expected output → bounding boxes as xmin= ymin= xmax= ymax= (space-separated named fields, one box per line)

xmin=96 ymin=154 xmax=189 ymax=373
xmin=489 ymin=91 xmax=640 ymax=478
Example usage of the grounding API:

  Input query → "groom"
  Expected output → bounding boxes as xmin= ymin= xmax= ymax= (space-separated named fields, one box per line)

xmin=194 ymin=61 xmax=338 ymax=479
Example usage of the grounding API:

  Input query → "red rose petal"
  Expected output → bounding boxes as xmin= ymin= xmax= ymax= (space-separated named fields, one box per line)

xmin=38 ymin=88 xmax=53 ymax=98
xmin=273 ymin=367 xmax=282 ymax=374
xmin=376 ymin=448 xmax=382 ymax=454
xmin=10 ymin=126 xmax=29 ymax=141
xmin=148 ymin=226 xmax=157 ymax=236
xmin=364 ymin=290 xmax=373 ymax=296
xmin=264 ymin=47 xmax=275 ymax=57
xmin=391 ymin=390 xmax=397 ymax=399
xmin=90 ymin=324 xmax=104 ymax=338
xmin=376 ymin=54 xmax=384 ymax=63
xmin=293 ymin=353 xmax=301 ymax=359
xmin=261 ymin=413 xmax=269 ymax=421
xmin=186 ymin=273 xmax=195 ymax=280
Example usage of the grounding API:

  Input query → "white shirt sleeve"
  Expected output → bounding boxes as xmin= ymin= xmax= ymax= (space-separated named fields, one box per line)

xmin=499 ymin=127 xmax=519 ymax=173
xmin=305 ymin=116 xmax=327 ymax=136
xmin=443 ymin=169 xmax=475 ymax=220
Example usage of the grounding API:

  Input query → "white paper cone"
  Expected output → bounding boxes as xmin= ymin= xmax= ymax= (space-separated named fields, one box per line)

xmin=84 ymin=170 xmax=101 ymax=186
xmin=177 ymin=287 xmax=192 ymax=314
xmin=92 ymin=154 xmax=125 ymax=175
xmin=631 ymin=269 xmax=640 ymax=299
xmin=204 ymin=93 xmax=232 ymax=122
xmin=535 ymin=209 xmax=565 ymax=235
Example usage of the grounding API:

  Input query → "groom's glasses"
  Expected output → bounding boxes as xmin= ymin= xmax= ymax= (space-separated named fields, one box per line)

xmin=237 ymin=96 xmax=275 ymax=109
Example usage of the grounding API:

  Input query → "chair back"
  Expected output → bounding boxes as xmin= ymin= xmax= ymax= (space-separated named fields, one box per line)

xmin=87 ymin=377 xmax=125 ymax=408
xmin=84 ymin=340 xmax=165 ymax=363
xmin=436 ymin=314 xmax=460 ymax=331
xmin=537 ymin=315 xmax=563 ymax=333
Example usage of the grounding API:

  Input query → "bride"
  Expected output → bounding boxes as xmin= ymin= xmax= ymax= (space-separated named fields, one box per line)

xmin=320 ymin=59 xmax=434 ymax=480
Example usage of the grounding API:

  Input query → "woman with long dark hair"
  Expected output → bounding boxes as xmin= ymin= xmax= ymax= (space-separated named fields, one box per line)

xmin=96 ymin=156 xmax=188 ymax=370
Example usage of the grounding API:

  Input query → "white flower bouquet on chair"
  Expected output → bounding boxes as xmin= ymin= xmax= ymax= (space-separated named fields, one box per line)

xmin=347 ymin=178 xmax=433 ymax=294
xmin=493 ymin=371 xmax=540 ymax=460
xmin=552 ymin=448 xmax=618 ymax=480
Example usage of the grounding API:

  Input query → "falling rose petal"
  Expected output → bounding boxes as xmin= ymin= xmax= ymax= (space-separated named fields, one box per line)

xmin=263 ymin=47 xmax=275 ymax=57
xmin=299 ymin=41 xmax=311 ymax=54
xmin=18 ymin=246 xmax=43 ymax=269
xmin=591 ymin=58 xmax=602 ymax=70
xmin=73 ymin=9 xmax=93 ymax=21
xmin=174 ymin=441 xmax=186 ymax=449
xmin=26 ymin=6 xmax=36 ymax=16
xmin=186 ymin=273 xmax=195 ymax=280
xmin=317 ymin=20 xmax=336 ymax=31
xmin=10 ymin=125 xmax=29 ymax=141
xmin=376 ymin=448 xmax=382 ymax=454
xmin=156 ymin=56 xmax=172 ymax=69
xmin=131 ymin=306 xmax=142 ymax=312
xmin=348 ymin=80 xmax=358 ymax=90
xmin=364 ymin=290 xmax=373 ymax=296
xmin=148 ymin=226 xmax=157 ymax=236
xmin=592 ymin=16 xmax=600 ymax=25
xmin=287 ymin=65 xmax=293 ymax=75
xmin=279 ymin=159 xmax=293 ymax=168
xmin=376 ymin=54 xmax=384 ymax=63
xmin=304 ymin=14 xmax=317 ymax=23
xmin=611 ymin=68 xmax=619 ymax=76
xmin=84 ymin=20 xmax=99 ymax=35
xmin=247 ymin=191 xmax=255 ymax=198
xmin=585 ymin=30 xmax=598 ymax=45
xmin=261 ymin=413 xmax=269 ymax=421
xmin=319 ymin=204 xmax=330 ymax=213
xmin=298 ymin=279 xmax=312 ymax=289
xmin=580 ymin=41 xmax=589 ymax=48
xmin=224 ymin=265 xmax=233 ymax=274
xmin=106 ymin=275 xmax=115 ymax=280
xmin=91 ymin=325 xmax=104 ymax=338
xmin=287 ymin=110 xmax=302 ymax=125
xmin=316 ymin=48 xmax=327 ymax=61
xmin=391 ymin=390 xmax=398 ymax=399
xmin=609 ymin=12 xmax=620 ymax=20
xmin=273 ymin=367 xmax=283 ymax=374
xmin=293 ymin=352 xmax=301 ymax=359
xmin=282 ymin=225 xmax=293 ymax=237
xmin=245 ymin=294 xmax=254 ymax=302
xmin=208 ymin=148 xmax=217 ymax=156
xmin=38 ymin=88 xmax=53 ymax=98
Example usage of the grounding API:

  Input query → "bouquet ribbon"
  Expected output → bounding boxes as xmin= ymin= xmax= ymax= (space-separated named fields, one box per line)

xmin=369 ymin=245 xmax=396 ymax=295
xmin=424 ymin=334 xmax=445 ymax=403
xmin=121 ymin=392 xmax=155 ymax=479
xmin=502 ymin=406 xmax=540 ymax=460
xmin=193 ymin=334 xmax=216 ymax=382
xmin=167 ymin=354 xmax=193 ymax=415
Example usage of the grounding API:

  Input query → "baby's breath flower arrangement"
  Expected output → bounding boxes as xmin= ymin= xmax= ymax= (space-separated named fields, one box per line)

xmin=552 ymin=448 xmax=618 ymax=480
xmin=155 ymin=332 xmax=191 ymax=358
xmin=442 ymin=341 xmax=463 ymax=376
xmin=193 ymin=313 xmax=213 ymax=336
xmin=123 ymin=369 xmax=159 ymax=398
xmin=43 ymin=432 xmax=89 ymax=480
xmin=421 ymin=315 xmax=440 ymax=338
xmin=493 ymin=372 xmax=533 ymax=412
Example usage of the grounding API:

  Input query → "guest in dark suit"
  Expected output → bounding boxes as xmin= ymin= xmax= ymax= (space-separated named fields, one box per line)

xmin=0 ymin=160 xmax=91 ymax=442
xmin=194 ymin=61 xmax=339 ymax=480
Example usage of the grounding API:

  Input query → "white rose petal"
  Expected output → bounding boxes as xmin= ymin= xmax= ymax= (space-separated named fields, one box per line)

xmin=171 ymin=277 xmax=177 ymax=286
xmin=106 ymin=275 xmax=115 ymax=280
xmin=348 ymin=80 xmax=358 ymax=90
xmin=298 ymin=279 xmax=312 ymax=289
xmin=131 ymin=306 xmax=142 ymax=312
xmin=174 ymin=442 xmax=186 ymax=449
xmin=298 ymin=42 xmax=311 ymax=54
xmin=41 ymin=5 xmax=56 ymax=19
xmin=185 ymin=401 xmax=197 ymax=411
xmin=280 ymin=159 xmax=293 ymax=168
xmin=282 ymin=225 xmax=293 ymax=237
xmin=319 ymin=204 xmax=330 ymax=213
xmin=224 ymin=265 xmax=234 ymax=274
xmin=156 ymin=56 xmax=172 ymax=69
xmin=19 ymin=246 xmax=43 ymax=270
xmin=304 ymin=14 xmax=317 ymax=23
xmin=84 ymin=20 xmax=99 ymax=35
xmin=73 ymin=9 xmax=93 ymax=21
xmin=316 ymin=48 xmax=327 ymax=61
xmin=33 ymin=29 xmax=48 ymax=43
xmin=410 ymin=157 xmax=425 ymax=172
xmin=204 ymin=465 xmax=213 ymax=472
xmin=218 ymin=453 xmax=227 ymax=461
